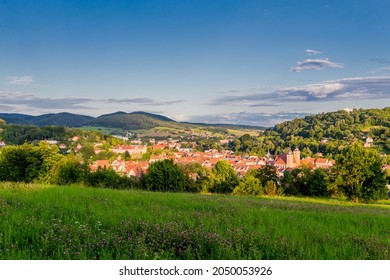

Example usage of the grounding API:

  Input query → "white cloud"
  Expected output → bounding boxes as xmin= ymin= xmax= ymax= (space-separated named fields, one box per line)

xmin=105 ymin=98 xmax=186 ymax=106
xmin=368 ymin=66 xmax=390 ymax=74
xmin=290 ymin=58 xmax=344 ymax=72
xmin=7 ymin=75 xmax=35 ymax=85
xmin=0 ymin=90 xmax=187 ymax=114
xmin=0 ymin=91 xmax=93 ymax=109
xmin=212 ymin=76 xmax=390 ymax=106
xmin=146 ymin=100 xmax=186 ymax=106
xmin=304 ymin=49 xmax=322 ymax=56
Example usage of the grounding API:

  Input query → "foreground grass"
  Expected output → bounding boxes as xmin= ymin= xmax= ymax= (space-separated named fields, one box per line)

xmin=0 ymin=183 xmax=389 ymax=260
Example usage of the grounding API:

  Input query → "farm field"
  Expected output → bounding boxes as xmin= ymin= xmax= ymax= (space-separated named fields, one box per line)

xmin=0 ymin=183 xmax=389 ymax=260
xmin=81 ymin=126 xmax=126 ymax=135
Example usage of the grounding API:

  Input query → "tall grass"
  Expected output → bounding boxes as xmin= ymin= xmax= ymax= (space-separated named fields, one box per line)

xmin=0 ymin=182 xmax=389 ymax=259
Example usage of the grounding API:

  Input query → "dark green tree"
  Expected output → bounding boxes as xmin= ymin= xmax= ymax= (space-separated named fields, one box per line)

xmin=306 ymin=168 xmax=329 ymax=197
xmin=145 ymin=159 xmax=187 ymax=192
xmin=84 ymin=167 xmax=136 ymax=189
xmin=331 ymin=143 xmax=388 ymax=202
xmin=280 ymin=169 xmax=297 ymax=195
xmin=233 ymin=169 xmax=262 ymax=196
xmin=209 ymin=160 xmax=239 ymax=194
xmin=124 ymin=150 xmax=131 ymax=161
xmin=78 ymin=144 xmax=95 ymax=163
xmin=51 ymin=154 xmax=86 ymax=185
xmin=0 ymin=145 xmax=30 ymax=182
xmin=281 ymin=166 xmax=329 ymax=197
xmin=257 ymin=164 xmax=279 ymax=188
xmin=179 ymin=163 xmax=210 ymax=193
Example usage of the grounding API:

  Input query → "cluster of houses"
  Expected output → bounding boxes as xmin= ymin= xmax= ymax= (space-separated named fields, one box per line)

xmin=78 ymin=134 xmax=381 ymax=179
xmin=89 ymin=158 xmax=149 ymax=177
xmin=89 ymin=143 xmax=336 ymax=178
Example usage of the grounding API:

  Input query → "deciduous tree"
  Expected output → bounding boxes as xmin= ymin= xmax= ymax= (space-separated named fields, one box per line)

xmin=145 ymin=159 xmax=187 ymax=192
xmin=331 ymin=143 xmax=387 ymax=202
xmin=209 ymin=160 xmax=238 ymax=194
xmin=233 ymin=169 xmax=262 ymax=196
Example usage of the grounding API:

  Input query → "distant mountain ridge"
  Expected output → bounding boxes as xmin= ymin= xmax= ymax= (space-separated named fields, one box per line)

xmin=89 ymin=111 xmax=180 ymax=130
xmin=0 ymin=111 xmax=266 ymax=130
xmin=0 ymin=112 xmax=94 ymax=127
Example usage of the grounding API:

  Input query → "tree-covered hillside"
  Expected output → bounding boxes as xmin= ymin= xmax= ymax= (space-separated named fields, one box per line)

xmin=264 ymin=107 xmax=390 ymax=156
xmin=271 ymin=107 xmax=390 ymax=139
xmin=89 ymin=112 xmax=183 ymax=130
xmin=0 ymin=112 xmax=93 ymax=127
xmin=0 ymin=120 xmax=105 ymax=146
xmin=227 ymin=107 xmax=390 ymax=158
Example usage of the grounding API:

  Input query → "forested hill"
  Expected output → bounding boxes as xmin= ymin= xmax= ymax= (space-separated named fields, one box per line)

xmin=0 ymin=111 xmax=266 ymax=131
xmin=0 ymin=120 xmax=106 ymax=146
xmin=0 ymin=111 xmax=184 ymax=130
xmin=268 ymin=107 xmax=390 ymax=139
xmin=0 ymin=112 xmax=94 ymax=127
xmin=88 ymin=111 xmax=183 ymax=130
xmin=263 ymin=107 xmax=390 ymax=155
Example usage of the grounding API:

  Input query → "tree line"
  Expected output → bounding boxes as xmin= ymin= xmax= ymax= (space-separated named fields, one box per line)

xmin=0 ymin=142 xmax=388 ymax=203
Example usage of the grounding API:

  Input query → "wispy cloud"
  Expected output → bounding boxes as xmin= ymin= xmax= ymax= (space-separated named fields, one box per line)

xmin=0 ymin=104 xmax=14 ymax=111
xmin=147 ymin=100 xmax=186 ymax=106
xmin=368 ymin=66 xmax=390 ymax=74
xmin=7 ymin=75 xmax=35 ymax=85
xmin=248 ymin=104 xmax=280 ymax=107
xmin=212 ymin=76 xmax=390 ymax=106
xmin=370 ymin=58 xmax=390 ymax=65
xmin=290 ymin=58 xmax=344 ymax=72
xmin=184 ymin=112 xmax=310 ymax=127
xmin=304 ymin=49 xmax=322 ymax=56
xmin=106 ymin=98 xmax=154 ymax=104
xmin=0 ymin=91 xmax=187 ymax=113
xmin=0 ymin=91 xmax=94 ymax=110
xmin=105 ymin=97 xmax=186 ymax=106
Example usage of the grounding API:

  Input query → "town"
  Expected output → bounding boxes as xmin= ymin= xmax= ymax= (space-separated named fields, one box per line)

xmin=0 ymin=107 xmax=389 ymax=202
xmin=88 ymin=139 xmax=336 ymax=178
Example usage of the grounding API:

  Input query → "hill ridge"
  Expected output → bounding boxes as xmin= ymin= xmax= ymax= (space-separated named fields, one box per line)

xmin=0 ymin=111 xmax=266 ymax=130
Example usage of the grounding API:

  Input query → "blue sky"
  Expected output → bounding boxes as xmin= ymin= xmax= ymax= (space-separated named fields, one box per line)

xmin=1 ymin=0 xmax=390 ymax=126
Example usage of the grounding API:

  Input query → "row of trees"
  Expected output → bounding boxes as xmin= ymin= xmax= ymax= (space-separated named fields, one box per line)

xmin=0 ymin=142 xmax=388 ymax=203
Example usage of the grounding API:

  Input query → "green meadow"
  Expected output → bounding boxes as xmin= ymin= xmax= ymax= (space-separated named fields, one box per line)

xmin=0 ymin=183 xmax=389 ymax=260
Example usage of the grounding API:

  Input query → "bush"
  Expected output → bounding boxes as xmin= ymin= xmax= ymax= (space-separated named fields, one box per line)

xmin=84 ymin=167 xmax=137 ymax=189
xmin=0 ymin=142 xmax=61 ymax=183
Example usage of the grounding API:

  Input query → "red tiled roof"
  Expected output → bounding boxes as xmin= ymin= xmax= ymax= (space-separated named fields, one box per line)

xmin=315 ymin=158 xmax=328 ymax=164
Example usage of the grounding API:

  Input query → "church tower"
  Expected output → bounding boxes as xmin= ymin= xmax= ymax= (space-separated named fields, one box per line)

xmin=286 ymin=149 xmax=294 ymax=168
xmin=293 ymin=147 xmax=301 ymax=166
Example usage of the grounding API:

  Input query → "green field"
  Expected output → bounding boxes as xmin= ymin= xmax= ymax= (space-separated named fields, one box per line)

xmin=81 ymin=126 xmax=126 ymax=135
xmin=0 ymin=183 xmax=389 ymax=260
xmin=227 ymin=128 xmax=260 ymax=137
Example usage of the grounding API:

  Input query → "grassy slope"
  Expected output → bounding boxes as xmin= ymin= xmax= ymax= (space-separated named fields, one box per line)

xmin=0 ymin=183 xmax=389 ymax=260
